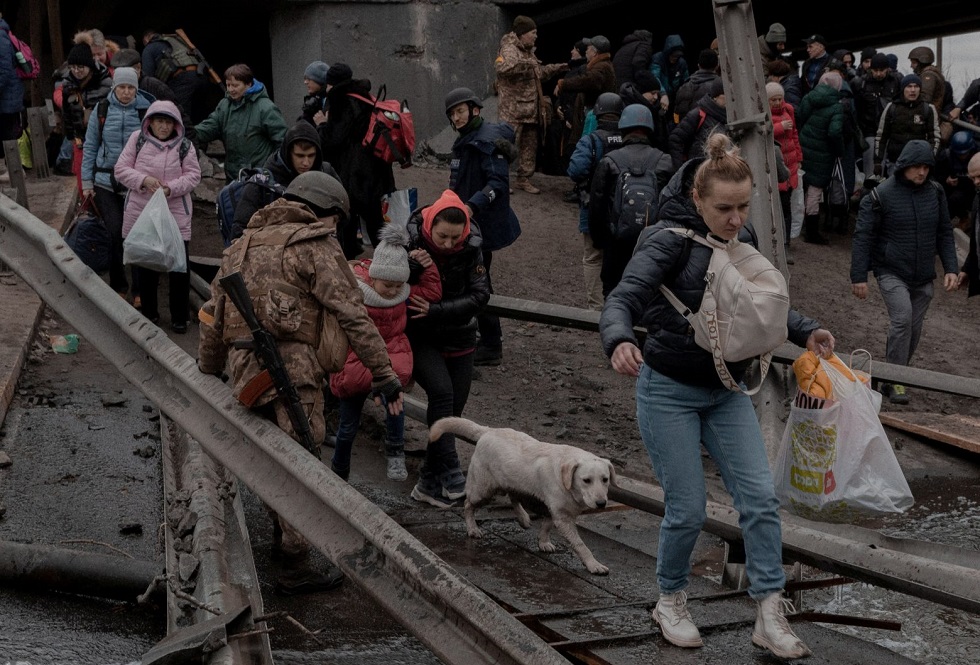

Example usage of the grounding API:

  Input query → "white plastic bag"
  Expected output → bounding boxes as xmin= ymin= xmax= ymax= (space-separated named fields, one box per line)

xmin=773 ymin=354 xmax=913 ymax=522
xmin=382 ymin=187 xmax=418 ymax=226
xmin=123 ymin=188 xmax=187 ymax=273
xmin=790 ymin=170 xmax=804 ymax=239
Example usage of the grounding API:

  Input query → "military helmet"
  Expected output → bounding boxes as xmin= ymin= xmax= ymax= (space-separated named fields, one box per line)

xmin=444 ymin=87 xmax=483 ymax=116
xmin=949 ymin=131 xmax=977 ymax=156
xmin=284 ymin=171 xmax=350 ymax=220
xmin=908 ymin=46 xmax=935 ymax=65
xmin=593 ymin=92 xmax=624 ymax=117
xmin=619 ymin=103 xmax=655 ymax=132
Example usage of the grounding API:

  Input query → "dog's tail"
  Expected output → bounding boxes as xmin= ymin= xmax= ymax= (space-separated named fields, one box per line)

xmin=428 ymin=417 xmax=489 ymax=443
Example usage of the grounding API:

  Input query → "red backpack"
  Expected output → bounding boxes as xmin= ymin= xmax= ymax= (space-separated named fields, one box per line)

xmin=348 ymin=85 xmax=415 ymax=168
xmin=7 ymin=30 xmax=39 ymax=80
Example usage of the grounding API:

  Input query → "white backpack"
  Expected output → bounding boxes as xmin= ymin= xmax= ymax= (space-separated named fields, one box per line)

xmin=659 ymin=228 xmax=790 ymax=394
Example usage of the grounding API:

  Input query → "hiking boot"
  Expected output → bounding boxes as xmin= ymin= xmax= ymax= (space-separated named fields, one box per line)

xmin=514 ymin=178 xmax=541 ymax=194
xmin=803 ymin=215 xmax=829 ymax=245
xmin=170 ymin=322 xmax=188 ymax=334
xmin=473 ymin=345 xmax=502 ymax=366
xmin=784 ymin=243 xmax=794 ymax=265
xmin=562 ymin=188 xmax=579 ymax=203
xmin=275 ymin=558 xmax=345 ymax=596
xmin=752 ymin=593 xmax=811 ymax=659
xmin=331 ymin=461 xmax=350 ymax=481
xmin=440 ymin=467 xmax=467 ymax=501
xmin=387 ymin=455 xmax=408 ymax=481
xmin=653 ymin=590 xmax=703 ymax=648
xmin=411 ymin=470 xmax=456 ymax=508
xmin=888 ymin=383 xmax=910 ymax=405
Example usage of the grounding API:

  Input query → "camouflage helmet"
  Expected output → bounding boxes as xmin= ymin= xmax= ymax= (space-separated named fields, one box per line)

xmin=908 ymin=46 xmax=935 ymax=65
xmin=593 ymin=92 xmax=624 ymax=117
xmin=444 ymin=87 xmax=483 ymax=116
xmin=619 ymin=103 xmax=654 ymax=132
xmin=284 ymin=171 xmax=350 ymax=220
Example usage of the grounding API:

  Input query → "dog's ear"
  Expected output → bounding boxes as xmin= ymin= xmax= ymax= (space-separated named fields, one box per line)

xmin=561 ymin=462 xmax=578 ymax=491
xmin=605 ymin=459 xmax=617 ymax=486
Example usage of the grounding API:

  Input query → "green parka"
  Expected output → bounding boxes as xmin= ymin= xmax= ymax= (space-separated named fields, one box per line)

xmin=194 ymin=80 xmax=287 ymax=180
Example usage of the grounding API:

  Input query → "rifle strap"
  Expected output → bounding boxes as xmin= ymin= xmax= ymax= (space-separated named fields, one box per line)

xmin=238 ymin=369 xmax=274 ymax=407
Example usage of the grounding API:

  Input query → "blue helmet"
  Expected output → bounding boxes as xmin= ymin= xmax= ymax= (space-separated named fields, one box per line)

xmin=949 ymin=131 xmax=976 ymax=156
xmin=619 ymin=103 xmax=654 ymax=132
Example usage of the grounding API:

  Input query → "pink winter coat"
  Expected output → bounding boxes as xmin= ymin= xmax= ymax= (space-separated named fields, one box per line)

xmin=329 ymin=259 xmax=442 ymax=398
xmin=771 ymin=101 xmax=803 ymax=192
xmin=114 ymin=100 xmax=201 ymax=240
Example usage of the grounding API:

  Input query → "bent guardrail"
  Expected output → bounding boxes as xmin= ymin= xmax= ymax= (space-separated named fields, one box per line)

xmin=0 ymin=193 xmax=570 ymax=665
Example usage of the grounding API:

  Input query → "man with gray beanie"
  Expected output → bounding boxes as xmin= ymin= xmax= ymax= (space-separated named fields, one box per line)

xmin=759 ymin=22 xmax=787 ymax=75
xmin=301 ymin=60 xmax=329 ymax=126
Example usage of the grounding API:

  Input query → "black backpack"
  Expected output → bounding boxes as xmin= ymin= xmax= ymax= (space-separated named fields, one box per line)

xmin=215 ymin=168 xmax=285 ymax=247
xmin=604 ymin=148 xmax=662 ymax=240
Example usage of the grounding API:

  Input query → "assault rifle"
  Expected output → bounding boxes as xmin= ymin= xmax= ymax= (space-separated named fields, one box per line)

xmin=219 ymin=271 xmax=317 ymax=454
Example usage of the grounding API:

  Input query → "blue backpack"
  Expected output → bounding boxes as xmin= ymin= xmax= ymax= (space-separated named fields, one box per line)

xmin=216 ymin=168 xmax=284 ymax=247
xmin=64 ymin=199 xmax=110 ymax=273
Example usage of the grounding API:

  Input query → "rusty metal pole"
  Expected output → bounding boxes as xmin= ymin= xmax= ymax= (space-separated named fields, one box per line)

xmin=0 ymin=540 xmax=163 ymax=602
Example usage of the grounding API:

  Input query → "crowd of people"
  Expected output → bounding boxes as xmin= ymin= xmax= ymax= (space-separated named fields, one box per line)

xmin=4 ymin=15 xmax=980 ymax=659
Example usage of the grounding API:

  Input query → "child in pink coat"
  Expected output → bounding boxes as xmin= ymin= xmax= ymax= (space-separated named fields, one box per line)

xmin=114 ymin=99 xmax=201 ymax=332
xmin=328 ymin=223 xmax=442 ymax=481
xmin=768 ymin=82 xmax=803 ymax=264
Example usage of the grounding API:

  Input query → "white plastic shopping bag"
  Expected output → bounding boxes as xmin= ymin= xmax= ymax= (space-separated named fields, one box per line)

xmin=123 ymin=188 xmax=187 ymax=273
xmin=382 ymin=187 xmax=418 ymax=226
xmin=790 ymin=169 xmax=804 ymax=239
xmin=774 ymin=354 xmax=913 ymax=522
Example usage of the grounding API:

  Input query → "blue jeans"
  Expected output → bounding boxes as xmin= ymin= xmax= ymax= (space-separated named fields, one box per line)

xmin=635 ymin=365 xmax=785 ymax=600
xmin=332 ymin=393 xmax=404 ymax=477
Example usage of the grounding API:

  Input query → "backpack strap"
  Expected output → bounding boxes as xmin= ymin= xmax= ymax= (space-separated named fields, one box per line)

xmin=657 ymin=228 xmax=771 ymax=394
xmin=135 ymin=133 xmax=192 ymax=164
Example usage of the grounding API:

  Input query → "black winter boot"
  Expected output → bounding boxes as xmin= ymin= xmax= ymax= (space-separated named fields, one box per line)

xmin=276 ymin=553 xmax=345 ymax=595
xmin=803 ymin=215 xmax=829 ymax=245
xmin=832 ymin=205 xmax=849 ymax=234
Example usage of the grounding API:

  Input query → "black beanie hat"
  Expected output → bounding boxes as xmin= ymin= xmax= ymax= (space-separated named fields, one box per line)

xmin=325 ymin=63 xmax=353 ymax=86
xmin=67 ymin=43 xmax=96 ymax=70
xmin=870 ymin=53 xmax=890 ymax=69
xmin=513 ymin=15 xmax=536 ymax=36
xmin=634 ymin=70 xmax=661 ymax=93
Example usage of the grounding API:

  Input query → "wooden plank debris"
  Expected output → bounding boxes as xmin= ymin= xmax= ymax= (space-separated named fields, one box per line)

xmin=879 ymin=412 xmax=980 ymax=454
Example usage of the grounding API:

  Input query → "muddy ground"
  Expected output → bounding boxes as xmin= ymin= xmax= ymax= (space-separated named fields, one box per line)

xmin=187 ymin=159 xmax=980 ymax=513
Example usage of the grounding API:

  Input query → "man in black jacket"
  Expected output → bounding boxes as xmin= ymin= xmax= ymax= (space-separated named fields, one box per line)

xmin=230 ymin=121 xmax=340 ymax=239
xmin=851 ymin=140 xmax=959 ymax=404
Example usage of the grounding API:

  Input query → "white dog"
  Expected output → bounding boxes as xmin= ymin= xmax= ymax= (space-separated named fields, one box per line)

xmin=429 ymin=416 xmax=616 ymax=575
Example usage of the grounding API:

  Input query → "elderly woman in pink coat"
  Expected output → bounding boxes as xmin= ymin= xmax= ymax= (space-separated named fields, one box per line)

xmin=114 ymin=99 xmax=201 ymax=333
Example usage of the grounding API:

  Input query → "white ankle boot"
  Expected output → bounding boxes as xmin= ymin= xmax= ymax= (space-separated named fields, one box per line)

xmin=752 ymin=592 xmax=812 ymax=659
xmin=653 ymin=590 xmax=703 ymax=648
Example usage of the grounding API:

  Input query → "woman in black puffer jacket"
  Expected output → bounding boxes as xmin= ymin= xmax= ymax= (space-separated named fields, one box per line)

xmin=599 ymin=133 xmax=834 ymax=660
xmin=405 ymin=190 xmax=490 ymax=507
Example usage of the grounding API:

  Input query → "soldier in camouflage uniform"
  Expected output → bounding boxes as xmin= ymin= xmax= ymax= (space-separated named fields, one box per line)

xmin=494 ymin=15 xmax=567 ymax=194
xmin=198 ymin=171 xmax=403 ymax=595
